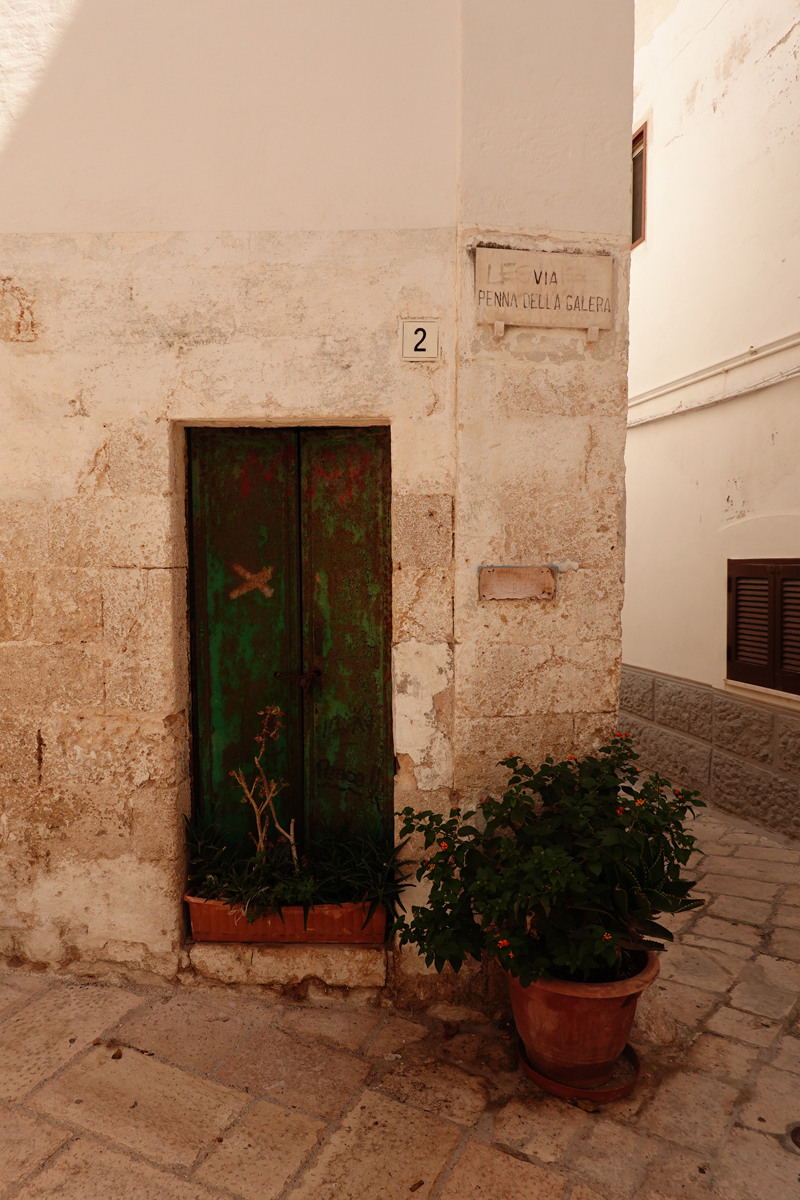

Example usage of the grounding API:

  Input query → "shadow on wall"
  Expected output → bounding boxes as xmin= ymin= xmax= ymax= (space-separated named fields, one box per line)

xmin=0 ymin=0 xmax=458 ymax=234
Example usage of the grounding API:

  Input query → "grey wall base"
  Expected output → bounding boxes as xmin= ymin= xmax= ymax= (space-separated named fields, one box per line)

xmin=619 ymin=666 xmax=800 ymax=841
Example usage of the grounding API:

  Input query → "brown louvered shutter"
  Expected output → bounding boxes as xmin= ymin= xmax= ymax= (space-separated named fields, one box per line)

xmin=776 ymin=564 xmax=800 ymax=696
xmin=727 ymin=562 xmax=773 ymax=688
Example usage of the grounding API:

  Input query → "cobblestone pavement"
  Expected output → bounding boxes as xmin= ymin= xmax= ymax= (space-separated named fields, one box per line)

xmin=1 ymin=803 xmax=800 ymax=1200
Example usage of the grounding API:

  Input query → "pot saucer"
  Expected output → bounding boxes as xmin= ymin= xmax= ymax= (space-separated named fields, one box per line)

xmin=518 ymin=1038 xmax=641 ymax=1103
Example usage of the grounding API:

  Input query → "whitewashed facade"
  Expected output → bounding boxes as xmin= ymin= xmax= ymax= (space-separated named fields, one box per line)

xmin=622 ymin=0 xmax=800 ymax=837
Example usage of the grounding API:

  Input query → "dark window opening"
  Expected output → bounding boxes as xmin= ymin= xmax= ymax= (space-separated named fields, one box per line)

xmin=632 ymin=126 xmax=646 ymax=248
xmin=727 ymin=559 xmax=800 ymax=696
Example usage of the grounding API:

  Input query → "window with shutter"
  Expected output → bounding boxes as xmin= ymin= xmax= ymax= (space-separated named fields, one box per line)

xmin=632 ymin=125 xmax=646 ymax=248
xmin=728 ymin=560 xmax=800 ymax=696
xmin=776 ymin=566 xmax=800 ymax=695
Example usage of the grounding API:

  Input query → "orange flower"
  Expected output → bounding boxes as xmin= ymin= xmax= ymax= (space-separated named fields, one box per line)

xmin=616 ymin=806 xmax=624 ymax=816
xmin=497 ymin=938 xmax=510 ymax=948
xmin=508 ymin=952 xmax=514 ymax=958
xmin=439 ymin=842 xmax=449 ymax=850
xmin=603 ymin=932 xmax=612 ymax=941
xmin=635 ymin=799 xmax=644 ymax=807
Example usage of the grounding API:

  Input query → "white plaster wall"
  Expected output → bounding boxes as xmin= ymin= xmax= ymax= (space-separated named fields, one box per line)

xmin=624 ymin=0 xmax=800 ymax=691
xmin=630 ymin=0 xmax=800 ymax=395
xmin=0 ymin=0 xmax=460 ymax=232
xmin=460 ymin=0 xmax=634 ymax=236
xmin=623 ymin=378 xmax=800 ymax=689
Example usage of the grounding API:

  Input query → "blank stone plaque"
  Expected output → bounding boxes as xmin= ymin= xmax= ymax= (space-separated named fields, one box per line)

xmin=479 ymin=566 xmax=555 ymax=601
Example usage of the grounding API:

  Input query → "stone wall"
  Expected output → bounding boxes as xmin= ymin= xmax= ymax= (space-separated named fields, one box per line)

xmin=619 ymin=665 xmax=800 ymax=840
xmin=0 ymin=228 xmax=630 ymax=981
xmin=0 ymin=2 xmax=634 ymax=985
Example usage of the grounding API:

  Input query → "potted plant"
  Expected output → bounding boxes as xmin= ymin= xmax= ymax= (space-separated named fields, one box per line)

xmin=185 ymin=707 xmax=410 ymax=944
xmin=395 ymin=734 xmax=704 ymax=1091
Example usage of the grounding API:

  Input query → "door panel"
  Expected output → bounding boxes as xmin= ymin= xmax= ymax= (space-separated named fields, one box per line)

xmin=188 ymin=426 xmax=393 ymax=848
xmin=300 ymin=428 xmax=393 ymax=839
xmin=189 ymin=429 xmax=302 ymax=846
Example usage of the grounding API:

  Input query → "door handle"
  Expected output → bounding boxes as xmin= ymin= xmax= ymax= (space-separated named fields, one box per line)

xmin=274 ymin=668 xmax=322 ymax=694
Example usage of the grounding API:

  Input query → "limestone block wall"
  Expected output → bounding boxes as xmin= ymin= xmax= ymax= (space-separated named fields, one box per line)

xmin=452 ymin=230 xmax=630 ymax=803
xmin=0 ymin=229 xmax=460 ymax=974
xmin=620 ymin=665 xmax=800 ymax=840
xmin=0 ymin=226 xmax=630 ymax=978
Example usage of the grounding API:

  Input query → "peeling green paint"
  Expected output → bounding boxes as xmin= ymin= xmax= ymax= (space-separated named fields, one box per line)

xmin=188 ymin=427 xmax=392 ymax=850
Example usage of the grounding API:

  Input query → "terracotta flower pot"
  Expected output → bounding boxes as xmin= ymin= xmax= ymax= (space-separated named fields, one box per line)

xmin=508 ymin=951 xmax=660 ymax=1088
xmin=184 ymin=893 xmax=387 ymax=944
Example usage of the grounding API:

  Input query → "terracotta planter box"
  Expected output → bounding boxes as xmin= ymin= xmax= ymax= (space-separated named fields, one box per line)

xmin=184 ymin=893 xmax=387 ymax=944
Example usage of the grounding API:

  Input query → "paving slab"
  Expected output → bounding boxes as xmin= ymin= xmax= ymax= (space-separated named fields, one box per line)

xmin=705 ymin=1005 xmax=781 ymax=1045
xmin=658 ymin=943 xmax=741 ymax=992
xmin=782 ymin=883 xmax=800 ymax=905
xmin=280 ymin=1003 xmax=382 ymax=1052
xmin=378 ymin=1058 xmax=489 ymax=1125
xmin=699 ymin=856 xmax=800 ymax=884
xmin=286 ymin=1090 xmax=461 ymax=1200
xmin=771 ymin=1035 xmax=800 ymax=1073
xmin=0 ymin=984 xmax=141 ymax=1101
xmin=692 ymin=874 xmax=780 ymax=901
xmin=768 ymin=926 xmax=800 ymax=960
xmin=713 ymin=1127 xmax=800 ymax=1200
xmin=649 ymin=980 xmax=718 ymax=1027
xmin=215 ymin=1023 xmax=370 ymax=1118
xmin=14 ymin=1139 xmax=222 ymax=1200
xmin=682 ymin=934 xmax=754 ymax=959
xmin=718 ymin=829 xmax=762 ymax=844
xmin=365 ymin=1016 xmax=428 ymax=1057
xmin=194 ymin=1099 xmax=325 ymax=1200
xmin=494 ymin=1093 xmax=594 ymax=1163
xmin=0 ymin=1107 xmax=69 ymax=1190
xmin=691 ymin=916 xmax=762 ymax=946
xmin=641 ymin=1147 xmax=720 ymax=1200
xmin=686 ymin=1032 xmax=758 ymax=1080
xmin=707 ymin=894 xmax=773 ymax=924
xmin=116 ymin=992 xmax=267 ymax=1073
xmin=734 ymin=845 xmax=800 ymax=863
xmin=439 ymin=1039 xmax=519 ymax=1100
xmin=729 ymin=956 xmax=800 ymax=1019
xmin=0 ymin=977 xmax=48 ymax=1018
xmin=570 ymin=1118 xmax=660 ymax=1195
xmin=31 ymin=1044 xmax=248 ymax=1169
xmin=438 ymin=1141 xmax=566 ymax=1200
xmin=693 ymin=840 xmax=734 ymax=856
xmin=638 ymin=1072 xmax=739 ymax=1151
xmin=740 ymin=1064 xmax=800 ymax=1134
xmin=425 ymin=1002 xmax=489 ymax=1023
xmin=772 ymin=904 xmax=800 ymax=929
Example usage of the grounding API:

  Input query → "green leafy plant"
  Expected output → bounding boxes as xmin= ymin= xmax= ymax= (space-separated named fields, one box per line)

xmin=186 ymin=818 xmax=411 ymax=929
xmin=394 ymin=734 xmax=705 ymax=985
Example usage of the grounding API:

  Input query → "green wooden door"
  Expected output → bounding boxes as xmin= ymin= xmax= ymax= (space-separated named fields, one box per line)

xmin=188 ymin=427 xmax=392 ymax=849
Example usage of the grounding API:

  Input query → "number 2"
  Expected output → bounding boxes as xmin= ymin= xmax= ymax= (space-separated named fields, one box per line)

xmin=413 ymin=327 xmax=426 ymax=352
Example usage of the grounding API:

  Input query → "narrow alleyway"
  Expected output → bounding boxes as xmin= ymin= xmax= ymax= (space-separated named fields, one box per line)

xmin=1 ymin=803 xmax=799 ymax=1200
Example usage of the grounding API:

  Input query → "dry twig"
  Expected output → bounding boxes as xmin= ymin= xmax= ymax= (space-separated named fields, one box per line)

xmin=229 ymin=706 xmax=297 ymax=869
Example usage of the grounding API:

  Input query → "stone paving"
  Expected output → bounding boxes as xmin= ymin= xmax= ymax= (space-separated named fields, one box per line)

xmin=1 ymin=802 xmax=800 ymax=1200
